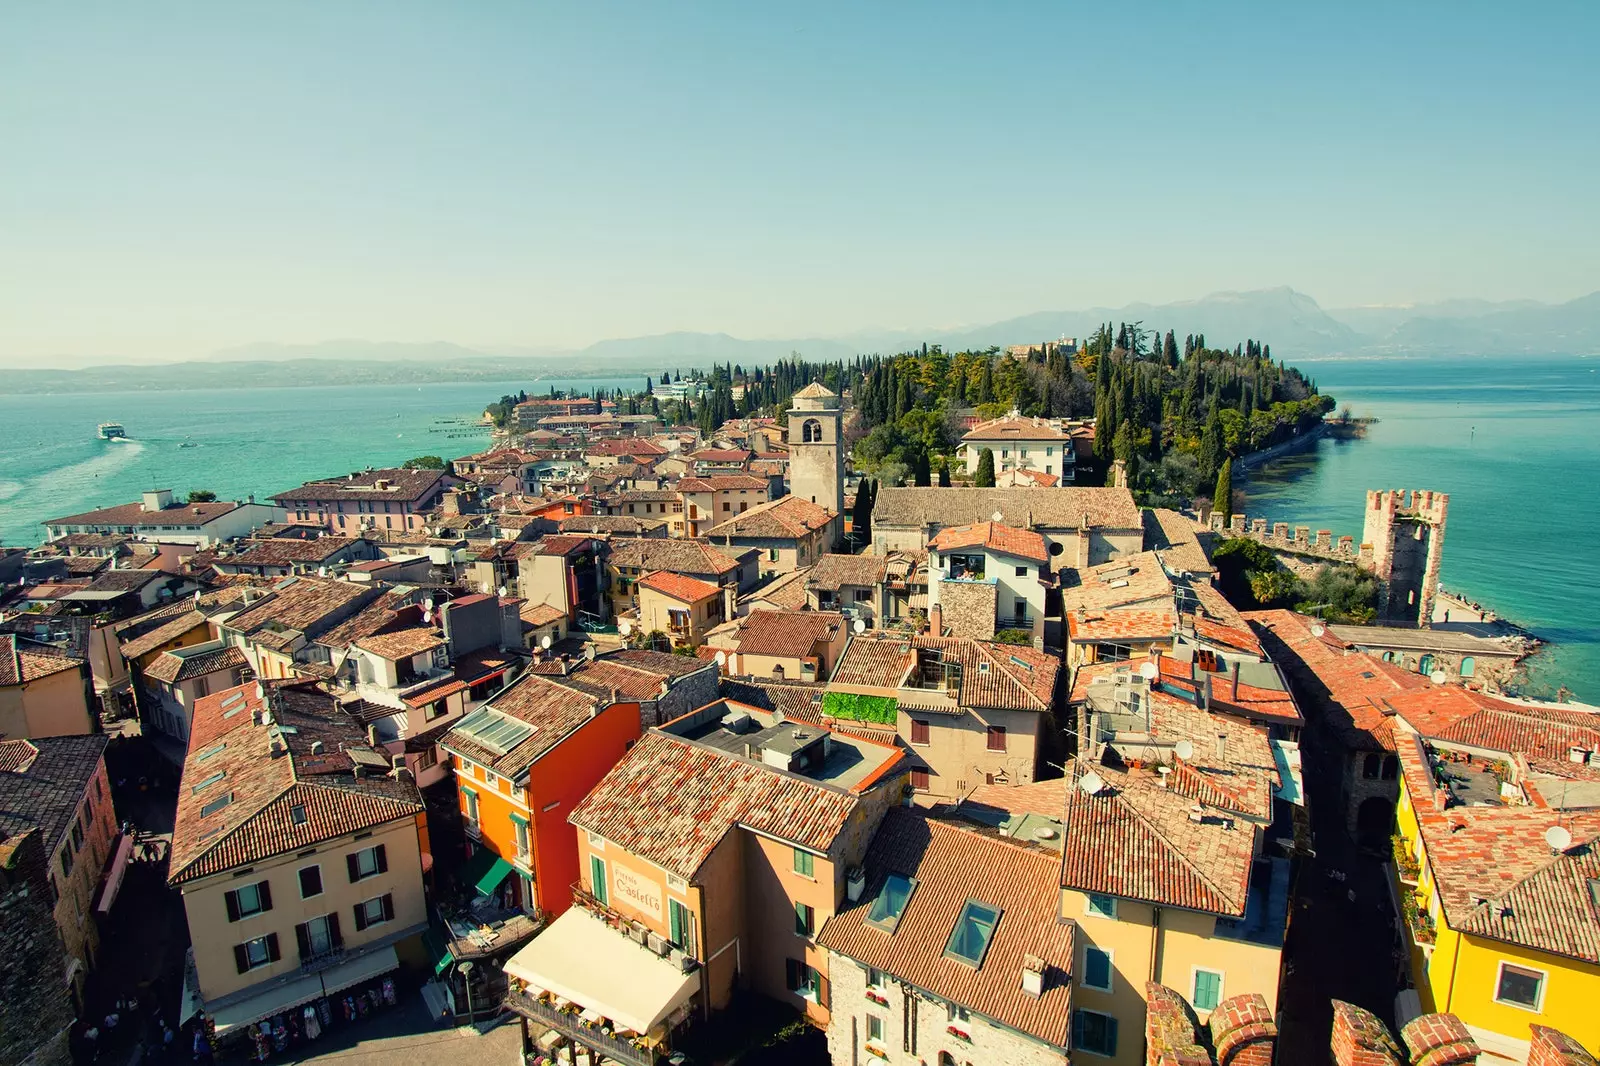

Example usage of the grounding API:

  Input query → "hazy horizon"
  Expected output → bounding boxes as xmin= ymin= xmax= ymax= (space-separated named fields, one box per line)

xmin=3 ymin=2 xmax=1597 ymax=366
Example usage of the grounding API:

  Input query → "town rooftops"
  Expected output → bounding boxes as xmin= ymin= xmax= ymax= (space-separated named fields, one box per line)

xmin=1066 ymin=607 xmax=1178 ymax=644
xmin=353 ymin=626 xmax=446 ymax=662
xmin=638 ymin=570 xmax=722 ymax=604
xmin=817 ymin=808 xmax=1076 ymax=1049
xmin=1143 ymin=508 xmax=1216 ymax=575
xmin=0 ymin=633 xmax=87 ymax=686
xmin=440 ymin=670 xmax=612 ymax=780
xmin=168 ymin=681 xmax=423 ymax=884
xmin=1327 ymin=624 xmax=1524 ymax=657
xmin=829 ymin=633 xmax=1059 ymax=713
xmin=143 ymin=643 xmax=249 ymax=685
xmin=221 ymin=537 xmax=366 ymax=568
xmin=961 ymin=412 xmax=1074 ymax=442
xmin=607 ymin=538 xmax=747 ymax=578
xmin=871 ymin=486 xmax=1141 ymax=533
xmin=740 ymin=568 xmax=812 ymax=611
xmin=571 ymin=712 xmax=902 ymax=880
xmin=1389 ymin=687 xmax=1600 ymax=793
xmin=688 ymin=448 xmax=755 ymax=464
xmin=558 ymin=515 xmax=669 ymax=536
xmin=929 ymin=521 xmax=1049 ymax=564
xmin=805 ymin=553 xmax=889 ymax=591
xmin=269 ymin=468 xmax=445 ymax=505
xmin=112 ymin=590 xmax=248 ymax=659
xmin=585 ymin=439 xmax=667 ymax=457
xmin=527 ymin=648 xmax=712 ymax=704
xmin=1245 ymin=609 xmax=1431 ymax=752
xmin=718 ymin=677 xmax=827 ymax=726
xmin=676 ymin=474 xmax=771 ymax=493
xmin=44 ymin=499 xmax=247 ymax=529
xmin=221 ymin=578 xmax=380 ymax=649
xmin=705 ymin=495 xmax=835 ymax=540
xmin=0 ymin=735 xmax=109 ymax=852
xmin=724 ymin=610 xmax=844 ymax=657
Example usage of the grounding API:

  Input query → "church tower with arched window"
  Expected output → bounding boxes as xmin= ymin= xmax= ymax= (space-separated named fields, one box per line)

xmin=787 ymin=381 xmax=844 ymax=517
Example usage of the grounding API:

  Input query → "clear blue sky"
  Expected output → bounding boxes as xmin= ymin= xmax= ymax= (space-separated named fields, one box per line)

xmin=2 ymin=1 xmax=1596 ymax=362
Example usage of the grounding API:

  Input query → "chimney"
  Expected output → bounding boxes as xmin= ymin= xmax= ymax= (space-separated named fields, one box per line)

xmin=1398 ymin=1014 xmax=1480 ymax=1066
xmin=928 ymin=603 xmax=942 ymax=636
xmin=366 ymin=725 xmax=379 ymax=748
xmin=1216 ymin=733 xmax=1228 ymax=764
xmin=1231 ymin=660 xmax=1240 ymax=703
xmin=1020 ymin=955 xmax=1045 ymax=999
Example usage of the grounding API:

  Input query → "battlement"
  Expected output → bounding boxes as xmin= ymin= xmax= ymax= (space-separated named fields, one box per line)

xmin=1201 ymin=505 xmax=1372 ymax=564
xmin=1367 ymin=488 xmax=1450 ymax=524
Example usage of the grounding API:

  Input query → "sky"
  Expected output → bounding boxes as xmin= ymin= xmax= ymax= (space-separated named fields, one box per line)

xmin=2 ymin=1 xmax=1597 ymax=364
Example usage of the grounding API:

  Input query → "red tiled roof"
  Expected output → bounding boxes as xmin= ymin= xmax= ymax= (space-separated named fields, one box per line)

xmin=44 ymin=499 xmax=245 ymax=528
xmin=354 ymin=626 xmax=446 ymax=661
xmin=705 ymin=495 xmax=835 ymax=540
xmin=441 ymin=671 xmax=608 ymax=779
xmin=961 ymin=414 xmax=1073 ymax=442
xmin=676 ymin=475 xmax=770 ymax=492
xmin=805 ymin=553 xmax=889 ymax=592
xmin=731 ymin=611 xmax=842 ymax=657
xmin=929 ymin=521 xmax=1048 ymax=563
xmin=638 ymin=570 xmax=722 ymax=603
xmin=1066 ymin=608 xmax=1176 ymax=643
xmin=817 ymin=810 xmax=1076 ymax=1048
xmin=270 ymin=468 xmax=445 ymax=504
xmin=0 ymin=634 xmax=87 ymax=686
xmin=829 ymin=633 xmax=1058 ymax=713
xmin=143 ymin=645 xmax=248 ymax=685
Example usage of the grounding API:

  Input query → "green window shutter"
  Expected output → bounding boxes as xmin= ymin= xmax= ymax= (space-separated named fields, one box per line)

xmin=1193 ymin=970 xmax=1222 ymax=1011
xmin=590 ymin=855 xmax=608 ymax=906
xmin=793 ymin=849 xmax=814 ymax=877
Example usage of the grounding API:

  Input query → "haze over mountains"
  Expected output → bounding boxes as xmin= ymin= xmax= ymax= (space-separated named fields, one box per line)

xmin=5 ymin=288 xmax=1596 ymax=392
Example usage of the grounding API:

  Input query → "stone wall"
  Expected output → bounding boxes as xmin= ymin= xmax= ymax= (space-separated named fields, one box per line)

xmin=936 ymin=580 xmax=997 ymax=641
xmin=1330 ymin=1001 xmax=1481 ymax=1066
xmin=0 ymin=831 xmax=75 ymax=1066
xmin=1143 ymin=982 xmax=1276 ymax=1066
xmin=1527 ymin=1025 xmax=1599 ymax=1066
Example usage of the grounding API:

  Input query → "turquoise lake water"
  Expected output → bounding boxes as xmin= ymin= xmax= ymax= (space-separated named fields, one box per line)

xmin=1241 ymin=354 xmax=1599 ymax=700
xmin=0 ymin=358 xmax=1592 ymax=698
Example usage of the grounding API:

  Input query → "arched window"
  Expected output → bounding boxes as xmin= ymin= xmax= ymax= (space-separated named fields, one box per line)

xmin=1419 ymin=654 xmax=1435 ymax=677
xmin=802 ymin=418 xmax=822 ymax=443
xmin=1382 ymin=756 xmax=1399 ymax=780
xmin=1362 ymin=753 xmax=1382 ymax=779
xmin=1459 ymin=656 xmax=1476 ymax=678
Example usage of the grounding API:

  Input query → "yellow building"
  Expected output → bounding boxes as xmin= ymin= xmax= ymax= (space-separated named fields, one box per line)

xmin=1388 ymin=687 xmax=1600 ymax=1063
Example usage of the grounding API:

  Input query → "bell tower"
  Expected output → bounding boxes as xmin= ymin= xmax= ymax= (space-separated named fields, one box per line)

xmin=787 ymin=382 xmax=844 ymax=517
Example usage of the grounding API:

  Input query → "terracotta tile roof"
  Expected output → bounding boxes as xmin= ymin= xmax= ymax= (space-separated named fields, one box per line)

xmin=44 ymin=499 xmax=246 ymax=528
xmin=0 ymin=734 xmax=108 ymax=851
xmin=961 ymin=413 xmax=1073 ymax=442
xmin=994 ymin=467 xmax=1060 ymax=488
xmin=638 ymin=570 xmax=722 ymax=603
xmin=533 ymin=535 xmax=599 ymax=557
xmin=223 ymin=537 xmax=366 ymax=568
xmin=524 ymin=649 xmax=713 ymax=707
xmin=354 ymin=626 xmax=446 ymax=661
xmin=1060 ymin=551 xmax=1173 ymax=613
xmin=519 ymin=602 xmax=566 ymax=628
xmin=688 ymin=448 xmax=754 ymax=463
xmin=223 ymin=578 xmax=380 ymax=647
xmin=606 ymin=538 xmax=745 ymax=577
xmin=791 ymin=383 xmax=836 ymax=399
xmin=0 ymin=634 xmax=87 ymax=685
xmin=676 ymin=475 xmax=770 ymax=492
xmin=1245 ymin=609 xmax=1431 ymax=752
xmin=559 ymin=515 xmax=669 ymax=535
xmin=60 ymin=555 xmax=112 ymax=576
xmin=585 ymin=439 xmax=667 ymax=457
xmin=270 ymin=468 xmax=445 ymax=504
xmin=718 ymin=678 xmax=826 ymax=726
xmin=168 ymin=682 xmax=421 ymax=884
xmin=440 ymin=671 xmax=606 ymax=779
xmin=1144 ymin=512 xmax=1215 ymax=576
xmin=1066 ymin=607 xmax=1177 ymax=643
xmin=829 ymin=633 xmax=1059 ymax=713
xmin=1190 ymin=615 xmax=1262 ymax=655
xmin=143 ymin=645 xmax=248 ymax=685
xmin=569 ymin=730 xmax=866 ymax=879
xmin=817 ymin=809 xmax=1076 ymax=1048
xmin=929 ymin=522 xmax=1048 ymax=564
xmin=730 ymin=611 xmax=843 ymax=657
xmin=1187 ymin=579 xmax=1250 ymax=632
xmin=312 ymin=590 xmax=417 ymax=650
xmin=741 ymin=568 xmax=812 ymax=611
xmin=873 ymin=486 xmax=1141 ymax=533
xmin=705 ymin=495 xmax=835 ymax=540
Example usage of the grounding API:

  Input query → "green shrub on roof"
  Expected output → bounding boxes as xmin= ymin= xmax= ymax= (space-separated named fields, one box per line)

xmin=822 ymin=692 xmax=898 ymax=724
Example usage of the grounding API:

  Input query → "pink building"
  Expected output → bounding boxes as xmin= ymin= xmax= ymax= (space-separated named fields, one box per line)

xmin=270 ymin=468 xmax=454 ymax=535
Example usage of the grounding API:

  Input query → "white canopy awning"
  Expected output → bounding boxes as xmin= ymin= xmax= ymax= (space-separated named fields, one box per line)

xmin=319 ymin=945 xmax=399 ymax=998
xmin=209 ymin=974 xmax=325 ymax=1036
xmin=503 ymin=908 xmax=700 ymax=1035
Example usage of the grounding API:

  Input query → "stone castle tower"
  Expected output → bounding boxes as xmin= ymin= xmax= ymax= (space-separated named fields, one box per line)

xmin=1362 ymin=489 xmax=1448 ymax=625
xmin=787 ymin=381 xmax=844 ymax=516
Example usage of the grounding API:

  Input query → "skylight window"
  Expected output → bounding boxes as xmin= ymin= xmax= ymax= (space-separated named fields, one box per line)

xmin=200 ymin=792 xmax=235 ymax=817
xmin=197 ymin=742 xmax=227 ymax=761
xmin=943 ymin=899 xmax=1001 ymax=968
xmin=191 ymin=770 xmax=226 ymax=793
xmin=453 ymin=707 xmax=536 ymax=756
xmin=865 ymin=873 xmax=917 ymax=933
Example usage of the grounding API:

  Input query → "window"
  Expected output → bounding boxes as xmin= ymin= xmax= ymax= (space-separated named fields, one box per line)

xmin=514 ymin=818 xmax=531 ymax=860
xmin=1015 ymin=566 xmax=1027 ymax=577
xmin=866 ymin=873 xmax=917 ymax=933
xmin=1460 ymin=656 xmax=1476 ymax=678
xmin=795 ymin=901 xmax=815 ymax=938
xmin=1382 ymin=756 xmax=1399 ymax=780
xmin=910 ymin=768 xmax=929 ymax=791
xmin=233 ymin=933 xmax=280 ymax=974
xmin=1192 ymin=969 xmax=1223 ymax=1012
xmin=346 ymin=844 xmax=387 ymax=883
xmin=1495 ymin=962 xmax=1545 ymax=1011
xmin=866 ymin=967 xmax=884 ymax=991
xmin=224 ymin=881 xmax=272 ymax=922
xmin=943 ymin=899 xmax=1001 ymax=968
xmin=946 ymin=1002 xmax=971 ymax=1026
xmin=200 ymin=792 xmax=234 ymax=817
xmin=793 ymin=848 xmax=815 ymax=878
xmin=290 ymin=804 xmax=307 ymax=825
xmin=1085 ymin=893 xmax=1117 ymax=919
xmin=910 ymin=719 xmax=930 ymax=746
xmin=416 ymin=746 xmax=438 ymax=770
xmin=866 ymin=1014 xmax=884 ymax=1043
xmin=70 ymin=817 xmax=85 ymax=852
xmin=463 ymin=788 xmax=480 ymax=825
xmin=668 ymin=898 xmax=693 ymax=950
xmin=296 ymin=914 xmax=341 ymax=961
xmin=1362 ymin=753 xmax=1382 ymax=779
xmin=1013 ymin=598 xmax=1027 ymax=620
xmin=786 ymin=958 xmax=820 ymax=1002
xmin=853 ymin=588 xmax=871 ymax=603
xmin=1073 ymin=1010 xmax=1119 ymax=1057
xmin=768 ymin=548 xmax=779 ymax=562
xmin=589 ymin=855 xmax=608 ymax=906
xmin=299 ymin=865 xmax=323 ymax=899
xmin=1083 ymin=946 xmax=1113 ymax=991
xmin=986 ymin=726 xmax=1007 ymax=752
xmin=353 ymin=894 xmax=394 ymax=931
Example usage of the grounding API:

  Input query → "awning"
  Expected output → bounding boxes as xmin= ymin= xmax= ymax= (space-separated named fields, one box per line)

xmin=96 ymin=833 xmax=135 ymax=917
xmin=1270 ymin=739 xmax=1305 ymax=807
xmin=503 ymin=908 xmax=700 ymax=1035
xmin=318 ymin=945 xmax=400 ymax=998
xmin=462 ymin=848 xmax=514 ymax=897
xmin=210 ymin=974 xmax=326 ymax=1036
xmin=423 ymin=927 xmax=454 ymax=976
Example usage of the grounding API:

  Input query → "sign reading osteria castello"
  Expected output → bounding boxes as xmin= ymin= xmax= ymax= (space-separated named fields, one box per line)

xmin=612 ymin=864 xmax=663 ymax=920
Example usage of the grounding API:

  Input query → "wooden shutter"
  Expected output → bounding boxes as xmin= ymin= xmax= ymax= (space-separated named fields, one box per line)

xmin=328 ymin=912 xmax=342 ymax=948
xmin=374 ymin=845 xmax=387 ymax=874
xmin=233 ymin=944 xmax=250 ymax=973
xmin=381 ymin=894 xmax=394 ymax=922
xmin=224 ymin=889 xmax=241 ymax=923
xmin=257 ymin=880 xmax=272 ymax=912
xmin=295 ymin=923 xmax=311 ymax=962
xmin=353 ymin=904 xmax=368 ymax=932
xmin=265 ymin=933 xmax=281 ymax=962
xmin=347 ymin=853 xmax=360 ymax=882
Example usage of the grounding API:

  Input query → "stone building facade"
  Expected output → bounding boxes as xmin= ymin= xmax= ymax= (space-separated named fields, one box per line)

xmin=0 ymin=830 xmax=75 ymax=1066
xmin=1363 ymin=489 xmax=1449 ymax=625
xmin=786 ymin=383 xmax=844 ymax=516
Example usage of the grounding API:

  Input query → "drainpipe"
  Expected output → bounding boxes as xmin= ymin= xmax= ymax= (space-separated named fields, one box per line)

xmin=1148 ymin=906 xmax=1163 ymax=984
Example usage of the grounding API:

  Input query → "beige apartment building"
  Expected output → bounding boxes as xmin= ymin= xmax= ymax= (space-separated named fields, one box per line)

xmin=0 ymin=634 xmax=95 ymax=739
xmin=169 ymin=680 xmax=429 ymax=1038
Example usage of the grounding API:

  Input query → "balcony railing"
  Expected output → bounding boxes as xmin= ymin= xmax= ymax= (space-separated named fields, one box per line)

xmin=505 ymin=986 xmax=657 ymax=1066
xmin=997 ymin=615 xmax=1036 ymax=631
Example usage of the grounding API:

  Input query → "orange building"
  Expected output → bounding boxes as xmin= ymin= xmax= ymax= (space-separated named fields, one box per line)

xmin=440 ymin=670 xmax=641 ymax=919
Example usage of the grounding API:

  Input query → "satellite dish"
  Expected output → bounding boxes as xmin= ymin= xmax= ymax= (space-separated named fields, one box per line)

xmin=422 ymin=608 xmax=432 ymax=624
xmin=853 ymin=618 xmax=866 ymax=634
xmin=991 ymin=510 xmax=1005 ymax=523
xmin=1430 ymin=670 xmax=1448 ymax=684
xmin=1078 ymin=771 xmax=1106 ymax=796
xmin=1138 ymin=661 xmax=1158 ymax=681
xmin=618 ymin=619 xmax=633 ymax=636
xmin=714 ymin=650 xmax=727 ymax=667
xmin=1545 ymin=825 xmax=1573 ymax=852
xmin=424 ymin=597 xmax=435 ymax=612
xmin=540 ymin=634 xmax=553 ymax=650
xmin=1174 ymin=740 xmax=1195 ymax=761
xmin=498 ymin=585 xmax=509 ymax=599
xmin=1310 ymin=624 xmax=1325 ymax=638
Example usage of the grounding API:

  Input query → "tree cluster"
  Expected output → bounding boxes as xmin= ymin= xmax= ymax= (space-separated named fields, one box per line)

xmin=1211 ymin=538 xmax=1378 ymax=623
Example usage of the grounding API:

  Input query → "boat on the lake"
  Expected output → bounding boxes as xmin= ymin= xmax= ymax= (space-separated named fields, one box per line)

xmin=97 ymin=422 xmax=127 ymax=441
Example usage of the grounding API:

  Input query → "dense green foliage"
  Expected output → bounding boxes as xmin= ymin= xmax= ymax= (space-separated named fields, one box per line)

xmin=185 ymin=490 xmax=217 ymax=503
xmin=992 ymin=628 xmax=1034 ymax=646
xmin=484 ymin=391 xmax=528 ymax=429
xmin=973 ymin=448 xmax=995 ymax=487
xmin=403 ymin=455 xmax=446 ymax=469
xmin=1212 ymin=537 xmax=1378 ymax=622
xmin=821 ymin=692 xmax=898 ymax=724
xmin=1213 ymin=458 xmax=1234 ymax=523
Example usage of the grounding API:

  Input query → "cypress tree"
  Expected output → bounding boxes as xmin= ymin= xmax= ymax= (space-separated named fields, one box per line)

xmin=974 ymin=448 xmax=996 ymax=488
xmin=978 ymin=360 xmax=995 ymax=404
xmin=1213 ymin=458 xmax=1234 ymax=524
xmin=1198 ymin=410 xmax=1224 ymax=484
xmin=937 ymin=459 xmax=952 ymax=487
xmin=852 ymin=478 xmax=874 ymax=542
xmin=912 ymin=450 xmax=931 ymax=487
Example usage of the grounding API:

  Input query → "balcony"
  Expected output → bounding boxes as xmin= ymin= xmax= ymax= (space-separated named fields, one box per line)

xmin=505 ymin=986 xmax=658 ymax=1066
xmin=996 ymin=615 xmax=1036 ymax=631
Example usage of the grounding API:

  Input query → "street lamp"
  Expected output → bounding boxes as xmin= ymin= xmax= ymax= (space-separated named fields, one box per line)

xmin=458 ymin=960 xmax=474 ymax=1021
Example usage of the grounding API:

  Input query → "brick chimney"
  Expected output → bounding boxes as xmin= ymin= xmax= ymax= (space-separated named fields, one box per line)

xmin=1399 ymin=1013 xmax=1479 ymax=1066
xmin=1330 ymin=1001 xmax=1404 ymax=1066
xmin=928 ymin=603 xmax=942 ymax=637
xmin=1528 ymin=1025 xmax=1599 ymax=1066
xmin=1208 ymin=994 xmax=1277 ymax=1066
xmin=1144 ymin=982 xmax=1210 ymax=1066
